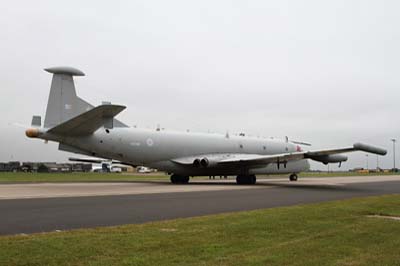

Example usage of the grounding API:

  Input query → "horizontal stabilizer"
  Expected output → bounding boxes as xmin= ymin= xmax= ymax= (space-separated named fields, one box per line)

xmin=48 ymin=104 xmax=126 ymax=136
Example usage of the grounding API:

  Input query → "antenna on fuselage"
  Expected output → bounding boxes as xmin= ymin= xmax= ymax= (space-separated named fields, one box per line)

xmin=285 ymin=136 xmax=312 ymax=146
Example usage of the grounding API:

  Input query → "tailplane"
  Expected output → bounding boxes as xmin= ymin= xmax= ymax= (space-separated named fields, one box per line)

xmin=47 ymin=104 xmax=126 ymax=136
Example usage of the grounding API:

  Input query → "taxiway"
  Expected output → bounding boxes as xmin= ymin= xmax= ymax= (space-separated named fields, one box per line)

xmin=1 ymin=175 xmax=399 ymax=235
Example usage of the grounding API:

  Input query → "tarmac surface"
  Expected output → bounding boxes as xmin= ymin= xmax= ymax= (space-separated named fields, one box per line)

xmin=1 ymin=175 xmax=400 ymax=235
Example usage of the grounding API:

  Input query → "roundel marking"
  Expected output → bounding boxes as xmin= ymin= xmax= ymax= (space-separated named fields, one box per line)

xmin=146 ymin=138 xmax=154 ymax=147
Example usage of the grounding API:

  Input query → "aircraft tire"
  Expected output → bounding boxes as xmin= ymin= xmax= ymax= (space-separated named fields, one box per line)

xmin=236 ymin=175 xmax=244 ymax=184
xmin=170 ymin=174 xmax=189 ymax=184
xmin=170 ymin=175 xmax=178 ymax=184
xmin=236 ymin=175 xmax=257 ymax=185
xmin=250 ymin=175 xmax=257 ymax=184
xmin=289 ymin=173 xmax=298 ymax=181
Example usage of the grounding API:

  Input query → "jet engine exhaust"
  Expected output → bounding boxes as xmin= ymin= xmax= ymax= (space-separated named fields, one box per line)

xmin=200 ymin=158 xmax=209 ymax=167
xmin=193 ymin=159 xmax=201 ymax=167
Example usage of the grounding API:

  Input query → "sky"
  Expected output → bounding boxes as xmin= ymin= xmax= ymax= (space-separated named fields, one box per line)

xmin=0 ymin=0 xmax=399 ymax=170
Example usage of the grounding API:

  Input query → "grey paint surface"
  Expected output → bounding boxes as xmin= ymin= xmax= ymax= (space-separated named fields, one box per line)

xmin=1 ymin=179 xmax=400 ymax=235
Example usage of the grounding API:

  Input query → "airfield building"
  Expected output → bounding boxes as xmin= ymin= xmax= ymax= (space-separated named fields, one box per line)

xmin=0 ymin=162 xmax=92 ymax=173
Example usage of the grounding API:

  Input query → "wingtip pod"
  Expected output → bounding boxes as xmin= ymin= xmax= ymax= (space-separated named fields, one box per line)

xmin=354 ymin=143 xmax=387 ymax=156
xmin=44 ymin=66 xmax=85 ymax=76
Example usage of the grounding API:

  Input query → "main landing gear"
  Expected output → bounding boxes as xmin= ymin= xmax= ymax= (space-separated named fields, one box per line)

xmin=170 ymin=174 xmax=190 ymax=184
xmin=236 ymin=174 xmax=257 ymax=185
xmin=289 ymin=173 xmax=298 ymax=181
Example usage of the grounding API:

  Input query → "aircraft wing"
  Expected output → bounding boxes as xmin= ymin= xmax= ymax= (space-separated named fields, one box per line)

xmin=217 ymin=142 xmax=387 ymax=166
xmin=171 ymin=142 xmax=386 ymax=168
xmin=306 ymin=143 xmax=387 ymax=157
xmin=217 ymin=152 xmax=304 ymax=166
xmin=171 ymin=152 xmax=306 ymax=168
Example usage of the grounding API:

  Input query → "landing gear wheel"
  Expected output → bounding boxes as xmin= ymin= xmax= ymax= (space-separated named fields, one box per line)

xmin=236 ymin=175 xmax=257 ymax=185
xmin=170 ymin=175 xmax=178 ymax=184
xmin=170 ymin=174 xmax=190 ymax=184
xmin=250 ymin=175 xmax=256 ymax=184
xmin=289 ymin=173 xmax=298 ymax=181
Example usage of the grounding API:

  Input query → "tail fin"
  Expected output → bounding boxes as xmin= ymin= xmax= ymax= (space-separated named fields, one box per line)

xmin=43 ymin=66 xmax=127 ymax=128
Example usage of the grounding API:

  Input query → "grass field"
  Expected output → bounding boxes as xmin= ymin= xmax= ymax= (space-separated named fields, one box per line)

xmin=299 ymin=171 xmax=397 ymax=178
xmin=0 ymin=172 xmax=168 ymax=182
xmin=1 ymin=195 xmax=400 ymax=266
xmin=0 ymin=171 xmax=397 ymax=183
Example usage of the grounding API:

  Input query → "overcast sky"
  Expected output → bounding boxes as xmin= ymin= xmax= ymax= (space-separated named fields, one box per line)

xmin=0 ymin=0 xmax=399 ymax=170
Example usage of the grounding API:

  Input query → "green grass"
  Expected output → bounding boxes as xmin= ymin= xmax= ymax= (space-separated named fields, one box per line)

xmin=0 ymin=171 xmax=396 ymax=183
xmin=298 ymin=171 xmax=398 ymax=178
xmin=1 ymin=195 xmax=400 ymax=266
xmin=0 ymin=172 xmax=169 ymax=183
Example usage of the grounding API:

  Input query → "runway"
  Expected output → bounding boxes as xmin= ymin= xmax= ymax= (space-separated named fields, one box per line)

xmin=1 ymin=175 xmax=399 ymax=235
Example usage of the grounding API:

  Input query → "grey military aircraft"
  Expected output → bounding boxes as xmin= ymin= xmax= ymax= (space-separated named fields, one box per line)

xmin=25 ymin=66 xmax=387 ymax=184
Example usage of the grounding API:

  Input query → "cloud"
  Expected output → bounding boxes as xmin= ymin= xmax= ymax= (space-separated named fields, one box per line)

xmin=0 ymin=0 xmax=399 ymax=170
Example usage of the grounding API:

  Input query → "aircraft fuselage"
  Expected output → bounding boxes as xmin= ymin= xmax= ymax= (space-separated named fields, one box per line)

xmin=44 ymin=127 xmax=310 ymax=176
